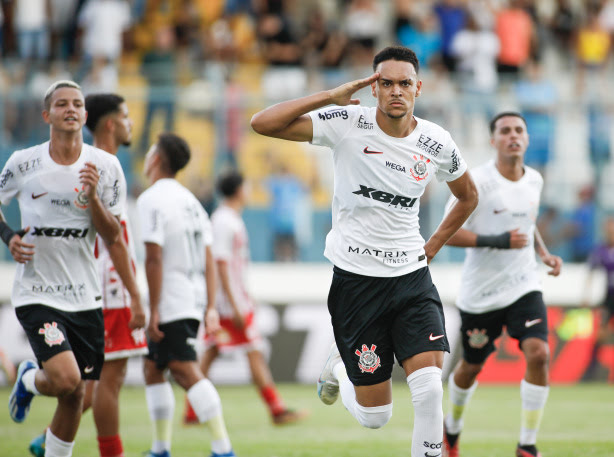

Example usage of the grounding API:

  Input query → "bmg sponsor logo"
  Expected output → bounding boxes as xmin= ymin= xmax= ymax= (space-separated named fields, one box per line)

xmin=318 ymin=109 xmax=348 ymax=121
xmin=0 ymin=169 xmax=14 ymax=189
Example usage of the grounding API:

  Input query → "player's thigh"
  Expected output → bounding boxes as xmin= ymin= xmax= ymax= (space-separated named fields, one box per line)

xmin=505 ymin=291 xmax=548 ymax=346
xmin=459 ymin=308 xmax=506 ymax=365
xmin=392 ymin=270 xmax=449 ymax=366
xmin=64 ymin=307 xmax=105 ymax=380
xmin=327 ymin=267 xmax=395 ymax=386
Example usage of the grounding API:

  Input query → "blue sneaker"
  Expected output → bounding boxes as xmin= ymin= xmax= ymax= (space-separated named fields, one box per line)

xmin=209 ymin=451 xmax=236 ymax=457
xmin=8 ymin=359 xmax=37 ymax=423
xmin=29 ymin=431 xmax=46 ymax=457
xmin=144 ymin=451 xmax=171 ymax=457
xmin=317 ymin=343 xmax=341 ymax=405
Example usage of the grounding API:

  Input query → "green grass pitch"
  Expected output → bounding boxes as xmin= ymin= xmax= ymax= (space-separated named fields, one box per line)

xmin=1 ymin=383 xmax=613 ymax=456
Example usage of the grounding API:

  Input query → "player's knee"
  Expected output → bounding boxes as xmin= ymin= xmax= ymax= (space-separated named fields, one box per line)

xmin=459 ymin=360 xmax=484 ymax=380
xmin=526 ymin=344 xmax=549 ymax=368
xmin=407 ymin=367 xmax=443 ymax=408
xmin=52 ymin=372 xmax=83 ymax=397
xmin=354 ymin=402 xmax=393 ymax=429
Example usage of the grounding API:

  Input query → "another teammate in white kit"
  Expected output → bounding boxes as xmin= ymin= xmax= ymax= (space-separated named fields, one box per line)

xmin=251 ymin=46 xmax=478 ymax=457
xmin=138 ymin=133 xmax=236 ymax=457
xmin=2 ymin=80 xmax=126 ymax=457
xmin=442 ymin=112 xmax=562 ymax=457
xmin=184 ymin=171 xmax=306 ymax=426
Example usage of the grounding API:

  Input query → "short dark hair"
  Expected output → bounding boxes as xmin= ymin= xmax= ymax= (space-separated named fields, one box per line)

xmin=157 ymin=133 xmax=190 ymax=174
xmin=489 ymin=111 xmax=527 ymax=134
xmin=43 ymin=80 xmax=82 ymax=110
xmin=373 ymin=46 xmax=420 ymax=73
xmin=85 ymin=93 xmax=125 ymax=133
xmin=217 ymin=171 xmax=244 ymax=198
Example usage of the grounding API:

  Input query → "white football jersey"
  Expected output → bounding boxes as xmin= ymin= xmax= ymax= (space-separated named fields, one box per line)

xmin=94 ymin=210 xmax=137 ymax=310
xmin=211 ymin=204 xmax=253 ymax=318
xmin=0 ymin=142 xmax=126 ymax=312
xmin=309 ymin=105 xmax=467 ymax=277
xmin=446 ymin=160 xmax=543 ymax=313
xmin=137 ymin=179 xmax=213 ymax=324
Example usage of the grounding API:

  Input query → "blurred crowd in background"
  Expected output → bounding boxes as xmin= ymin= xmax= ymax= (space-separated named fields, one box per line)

xmin=0 ymin=0 xmax=613 ymax=263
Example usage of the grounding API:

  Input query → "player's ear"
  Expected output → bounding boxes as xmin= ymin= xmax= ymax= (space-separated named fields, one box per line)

xmin=415 ymin=80 xmax=422 ymax=98
xmin=42 ymin=110 xmax=51 ymax=124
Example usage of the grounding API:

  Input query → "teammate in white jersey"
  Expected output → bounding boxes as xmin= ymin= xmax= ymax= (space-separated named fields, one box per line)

xmin=137 ymin=133 xmax=236 ymax=457
xmin=29 ymin=93 xmax=148 ymax=457
xmin=251 ymin=46 xmax=478 ymax=457
xmin=183 ymin=171 xmax=307 ymax=426
xmin=1 ymin=80 xmax=126 ymax=457
xmin=442 ymin=112 xmax=562 ymax=457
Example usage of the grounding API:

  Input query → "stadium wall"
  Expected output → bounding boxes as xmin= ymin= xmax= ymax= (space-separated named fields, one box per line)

xmin=0 ymin=262 xmax=610 ymax=385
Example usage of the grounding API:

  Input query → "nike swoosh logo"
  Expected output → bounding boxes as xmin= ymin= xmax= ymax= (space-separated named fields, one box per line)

xmin=429 ymin=333 xmax=445 ymax=341
xmin=363 ymin=146 xmax=383 ymax=154
xmin=32 ymin=192 xmax=48 ymax=199
xmin=525 ymin=318 xmax=542 ymax=328
xmin=84 ymin=366 xmax=94 ymax=374
xmin=493 ymin=208 xmax=507 ymax=214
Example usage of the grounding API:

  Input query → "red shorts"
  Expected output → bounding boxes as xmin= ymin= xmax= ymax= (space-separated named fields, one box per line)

xmin=103 ymin=307 xmax=148 ymax=360
xmin=205 ymin=311 xmax=261 ymax=352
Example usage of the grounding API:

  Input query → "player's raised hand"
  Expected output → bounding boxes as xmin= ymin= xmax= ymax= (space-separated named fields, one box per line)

xmin=8 ymin=226 xmax=34 ymax=264
xmin=509 ymin=228 xmax=528 ymax=249
xmin=79 ymin=162 xmax=100 ymax=199
xmin=328 ymin=73 xmax=380 ymax=106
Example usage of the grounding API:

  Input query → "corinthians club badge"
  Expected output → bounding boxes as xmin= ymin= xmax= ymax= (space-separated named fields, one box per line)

xmin=355 ymin=343 xmax=381 ymax=373
xmin=410 ymin=154 xmax=431 ymax=181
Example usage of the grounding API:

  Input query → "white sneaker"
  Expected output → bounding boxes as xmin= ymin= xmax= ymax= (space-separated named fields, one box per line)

xmin=317 ymin=343 xmax=342 ymax=405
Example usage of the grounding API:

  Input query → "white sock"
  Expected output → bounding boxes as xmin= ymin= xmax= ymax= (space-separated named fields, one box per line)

xmin=44 ymin=428 xmax=74 ymax=457
xmin=22 ymin=369 xmax=41 ymax=395
xmin=445 ymin=371 xmax=478 ymax=435
xmin=145 ymin=382 xmax=175 ymax=453
xmin=187 ymin=378 xmax=232 ymax=454
xmin=407 ymin=367 xmax=444 ymax=457
xmin=520 ymin=379 xmax=549 ymax=446
xmin=333 ymin=361 xmax=357 ymax=417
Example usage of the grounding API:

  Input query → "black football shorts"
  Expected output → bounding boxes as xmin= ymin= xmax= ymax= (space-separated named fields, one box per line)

xmin=328 ymin=266 xmax=449 ymax=386
xmin=16 ymin=304 xmax=104 ymax=380
xmin=460 ymin=291 xmax=548 ymax=365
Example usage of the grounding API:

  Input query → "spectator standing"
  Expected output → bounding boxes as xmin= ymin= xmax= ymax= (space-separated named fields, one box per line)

xmin=495 ymin=0 xmax=535 ymax=78
xmin=433 ymin=0 xmax=467 ymax=72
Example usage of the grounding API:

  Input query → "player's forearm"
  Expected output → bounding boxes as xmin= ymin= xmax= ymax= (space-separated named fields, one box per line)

xmin=251 ymin=91 xmax=330 ymax=136
xmin=145 ymin=256 xmax=163 ymax=314
xmin=218 ymin=262 xmax=240 ymax=314
xmin=445 ymin=228 xmax=478 ymax=247
xmin=205 ymin=248 xmax=216 ymax=311
xmin=90 ymin=196 xmax=121 ymax=246
xmin=106 ymin=237 xmax=140 ymax=298
xmin=533 ymin=227 xmax=549 ymax=258
xmin=426 ymin=196 xmax=477 ymax=259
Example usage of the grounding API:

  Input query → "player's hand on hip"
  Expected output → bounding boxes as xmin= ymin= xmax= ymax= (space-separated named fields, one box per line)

xmin=205 ymin=307 xmax=221 ymax=334
xmin=9 ymin=226 xmax=34 ymax=264
xmin=79 ymin=162 xmax=100 ymax=199
xmin=543 ymin=253 xmax=563 ymax=276
xmin=328 ymin=72 xmax=380 ymax=106
xmin=129 ymin=294 xmax=147 ymax=329
xmin=509 ymin=228 xmax=528 ymax=249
